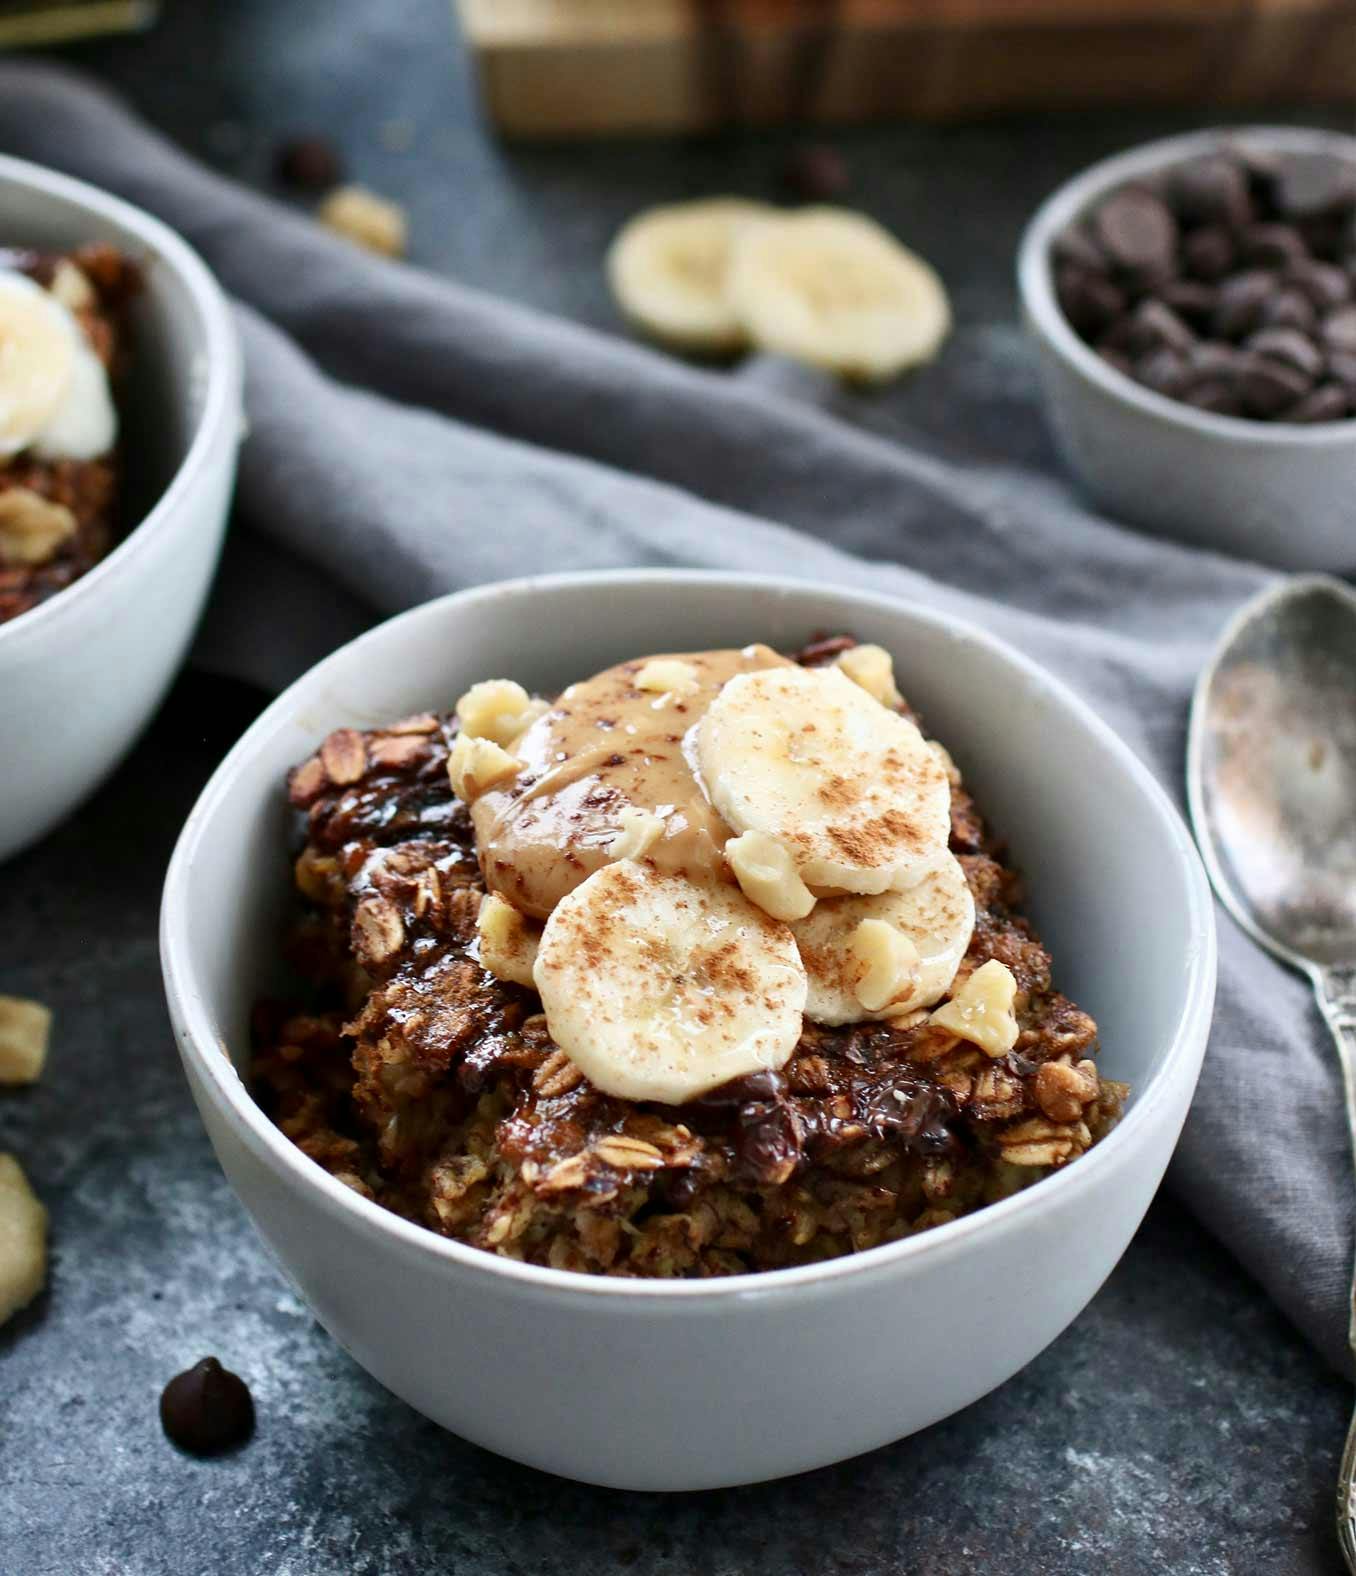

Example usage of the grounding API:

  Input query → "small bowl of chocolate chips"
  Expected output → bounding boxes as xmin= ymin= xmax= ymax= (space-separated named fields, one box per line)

xmin=1018 ymin=127 xmax=1356 ymax=571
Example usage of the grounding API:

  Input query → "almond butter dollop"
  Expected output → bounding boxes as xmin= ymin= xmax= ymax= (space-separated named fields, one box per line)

xmin=470 ymin=645 xmax=790 ymax=919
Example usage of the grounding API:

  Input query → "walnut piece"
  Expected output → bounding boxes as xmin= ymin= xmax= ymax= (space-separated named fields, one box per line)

xmin=0 ymin=1154 xmax=47 ymax=1324
xmin=455 ymin=680 xmax=543 ymax=747
xmin=606 ymin=806 xmax=665 ymax=862
xmin=634 ymin=659 xmax=699 ymax=696
xmin=0 ymin=996 xmax=51 ymax=1085
xmin=928 ymin=958 xmax=1019 ymax=1058
xmin=448 ymin=733 xmax=520 ymax=801
xmin=0 ymin=488 xmax=77 ymax=568
xmin=1034 ymin=1058 xmax=1099 ymax=1123
xmin=476 ymin=893 xmax=539 ymax=988
xmin=725 ymin=829 xmax=815 ymax=922
xmin=318 ymin=184 xmax=408 ymax=257
xmin=848 ymin=918 xmax=920 ymax=1012
xmin=835 ymin=643 xmax=903 ymax=709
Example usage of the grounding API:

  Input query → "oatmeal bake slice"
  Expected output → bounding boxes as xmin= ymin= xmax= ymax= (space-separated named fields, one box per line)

xmin=252 ymin=642 xmax=1125 ymax=1277
xmin=0 ymin=243 xmax=139 ymax=624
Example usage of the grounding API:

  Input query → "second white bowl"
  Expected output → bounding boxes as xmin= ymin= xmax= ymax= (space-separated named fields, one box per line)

xmin=161 ymin=571 xmax=1216 ymax=1490
xmin=1019 ymin=126 xmax=1356 ymax=572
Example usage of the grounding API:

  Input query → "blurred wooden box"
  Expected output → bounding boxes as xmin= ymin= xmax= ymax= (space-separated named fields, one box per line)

xmin=458 ymin=0 xmax=1356 ymax=137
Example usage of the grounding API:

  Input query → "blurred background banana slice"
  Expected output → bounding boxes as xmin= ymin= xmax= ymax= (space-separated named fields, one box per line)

xmin=728 ymin=207 xmax=951 ymax=381
xmin=606 ymin=198 xmax=774 ymax=353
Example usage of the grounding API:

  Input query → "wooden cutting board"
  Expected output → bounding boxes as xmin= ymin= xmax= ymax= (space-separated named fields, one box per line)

xmin=457 ymin=0 xmax=1356 ymax=137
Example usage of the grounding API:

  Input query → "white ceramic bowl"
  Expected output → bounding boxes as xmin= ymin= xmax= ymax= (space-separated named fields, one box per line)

xmin=1019 ymin=126 xmax=1356 ymax=572
xmin=161 ymin=572 xmax=1216 ymax=1491
xmin=0 ymin=154 xmax=242 ymax=860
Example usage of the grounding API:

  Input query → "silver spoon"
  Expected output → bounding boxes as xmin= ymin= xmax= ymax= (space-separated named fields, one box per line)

xmin=1187 ymin=573 xmax=1356 ymax=1568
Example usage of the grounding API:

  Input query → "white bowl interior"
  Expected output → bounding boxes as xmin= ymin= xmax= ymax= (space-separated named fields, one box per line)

xmin=0 ymin=161 xmax=212 ymax=546
xmin=173 ymin=575 xmax=1209 ymax=1146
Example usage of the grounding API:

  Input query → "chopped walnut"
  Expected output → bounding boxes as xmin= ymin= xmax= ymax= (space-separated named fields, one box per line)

xmin=0 ymin=488 xmax=77 ymax=567
xmin=0 ymin=1154 xmax=47 ymax=1324
xmin=834 ymin=643 xmax=903 ymax=709
xmin=725 ymin=829 xmax=815 ymax=922
xmin=929 ymin=959 xmax=1020 ymax=1058
xmin=606 ymin=806 xmax=665 ymax=862
xmin=0 ymin=996 xmax=51 ymax=1085
xmin=318 ymin=184 xmax=408 ymax=257
xmin=448 ymin=733 xmax=520 ymax=801
xmin=1034 ymin=1058 xmax=1099 ymax=1123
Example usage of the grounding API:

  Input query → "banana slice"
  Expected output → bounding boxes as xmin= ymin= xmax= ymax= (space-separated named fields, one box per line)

xmin=0 ymin=272 xmax=75 ymax=459
xmin=697 ymin=664 xmax=951 ymax=896
xmin=790 ymin=854 xmax=976 ymax=1026
xmin=607 ymin=199 xmax=775 ymax=354
xmin=533 ymin=861 xmax=807 ymax=1104
xmin=728 ymin=207 xmax=950 ymax=381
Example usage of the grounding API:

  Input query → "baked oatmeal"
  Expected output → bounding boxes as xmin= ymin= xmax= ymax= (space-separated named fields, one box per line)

xmin=0 ymin=243 xmax=139 ymax=624
xmin=252 ymin=636 xmax=1126 ymax=1277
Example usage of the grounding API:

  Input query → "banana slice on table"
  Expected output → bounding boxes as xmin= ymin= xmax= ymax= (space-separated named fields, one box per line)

xmin=533 ymin=861 xmax=807 ymax=1105
xmin=728 ymin=207 xmax=950 ymax=381
xmin=607 ymin=198 xmax=775 ymax=354
xmin=790 ymin=854 xmax=976 ymax=1026
xmin=697 ymin=664 xmax=951 ymax=896
xmin=0 ymin=272 xmax=76 ymax=459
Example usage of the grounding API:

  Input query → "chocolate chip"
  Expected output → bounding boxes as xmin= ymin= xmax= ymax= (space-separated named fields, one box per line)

xmin=1051 ymin=224 xmax=1109 ymax=273
xmin=1327 ymin=348 xmax=1356 ymax=390
xmin=1276 ymin=151 xmax=1356 ymax=219
xmin=1127 ymin=297 xmax=1194 ymax=355
xmin=781 ymin=144 xmax=849 ymax=202
xmin=1183 ymin=225 xmax=1236 ymax=281
xmin=1185 ymin=340 xmax=1241 ymax=382
xmin=1322 ymin=304 xmax=1356 ymax=354
xmin=1240 ymin=223 xmax=1308 ymax=269
xmin=274 ymin=135 xmax=344 ymax=191
xmin=1281 ymin=382 xmax=1349 ymax=422
xmin=1167 ymin=155 xmax=1252 ymax=228
xmin=1286 ymin=259 xmax=1350 ymax=309
xmin=1211 ymin=270 xmax=1277 ymax=339
xmin=1134 ymin=348 xmax=1191 ymax=397
xmin=1093 ymin=186 xmax=1178 ymax=286
xmin=1183 ymin=379 xmax=1243 ymax=416
xmin=1160 ymin=279 xmax=1216 ymax=323
xmin=1237 ymin=352 xmax=1312 ymax=416
xmin=1243 ymin=327 xmax=1324 ymax=379
xmin=160 ymin=1357 xmax=255 ymax=1455
xmin=1257 ymin=288 xmax=1317 ymax=333
xmin=1055 ymin=265 xmax=1125 ymax=337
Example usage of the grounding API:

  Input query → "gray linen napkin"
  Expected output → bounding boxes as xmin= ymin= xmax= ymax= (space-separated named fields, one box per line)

xmin=1 ymin=65 xmax=1349 ymax=1376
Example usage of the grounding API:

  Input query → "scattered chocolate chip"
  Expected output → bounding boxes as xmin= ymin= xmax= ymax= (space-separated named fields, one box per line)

xmin=1185 ymin=340 xmax=1241 ymax=382
xmin=1276 ymin=151 xmax=1356 ymax=219
xmin=1322 ymin=304 xmax=1356 ymax=354
xmin=781 ymin=144 xmax=849 ymax=202
xmin=1168 ymin=156 xmax=1251 ymax=228
xmin=1237 ymin=352 xmax=1312 ymax=416
xmin=1092 ymin=186 xmax=1178 ymax=286
xmin=1240 ymin=223 xmax=1308 ymax=269
xmin=1127 ymin=297 xmax=1194 ymax=354
xmin=1211 ymin=270 xmax=1277 ymax=339
xmin=1282 ymin=382 xmax=1349 ymax=422
xmin=1327 ymin=348 xmax=1356 ymax=389
xmin=160 ymin=1357 xmax=255 ymax=1456
xmin=1243 ymin=326 xmax=1324 ymax=379
xmin=274 ymin=135 xmax=343 ymax=191
xmin=1183 ymin=225 xmax=1236 ymax=281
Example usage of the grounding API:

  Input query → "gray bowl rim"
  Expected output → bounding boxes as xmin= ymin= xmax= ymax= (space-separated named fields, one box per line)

xmin=161 ymin=569 xmax=1218 ymax=1306
xmin=0 ymin=152 xmax=242 ymax=652
xmin=1018 ymin=124 xmax=1356 ymax=447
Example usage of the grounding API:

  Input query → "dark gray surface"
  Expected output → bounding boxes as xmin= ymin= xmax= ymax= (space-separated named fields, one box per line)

xmin=1 ymin=3 xmax=1353 ymax=1572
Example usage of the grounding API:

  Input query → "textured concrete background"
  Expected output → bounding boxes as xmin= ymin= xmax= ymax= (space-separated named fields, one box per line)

xmin=1 ymin=2 xmax=1353 ymax=1571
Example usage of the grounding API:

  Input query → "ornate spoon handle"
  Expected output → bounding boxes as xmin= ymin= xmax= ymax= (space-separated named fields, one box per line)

xmin=1318 ymin=965 xmax=1356 ymax=1572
